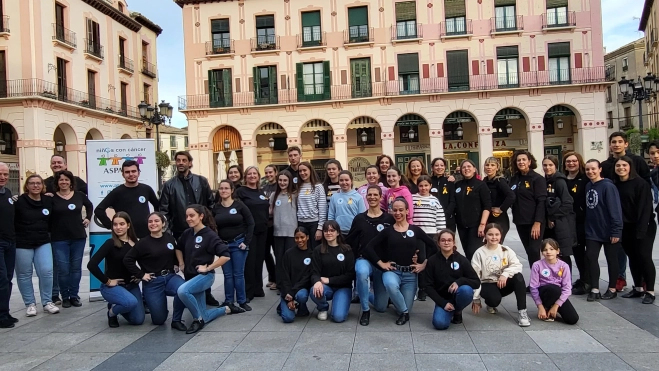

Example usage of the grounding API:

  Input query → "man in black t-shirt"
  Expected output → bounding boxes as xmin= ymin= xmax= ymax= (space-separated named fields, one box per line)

xmin=0 ymin=163 xmax=17 ymax=328
xmin=284 ymin=146 xmax=301 ymax=186
xmin=44 ymin=155 xmax=87 ymax=194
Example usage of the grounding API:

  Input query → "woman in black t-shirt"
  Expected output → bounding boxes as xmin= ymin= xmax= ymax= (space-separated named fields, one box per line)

xmin=87 ymin=212 xmax=144 ymax=327
xmin=50 ymin=170 xmax=93 ymax=308
xmin=213 ymin=179 xmax=255 ymax=313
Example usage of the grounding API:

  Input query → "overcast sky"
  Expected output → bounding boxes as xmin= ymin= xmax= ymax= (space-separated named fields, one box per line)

xmin=127 ymin=0 xmax=647 ymax=128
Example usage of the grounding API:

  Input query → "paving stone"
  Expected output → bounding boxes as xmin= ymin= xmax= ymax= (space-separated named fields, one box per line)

xmin=292 ymin=331 xmax=355 ymax=354
xmin=21 ymin=332 xmax=98 ymax=354
xmin=356 ymin=311 xmax=413 ymax=331
xmin=469 ymin=330 xmax=543 ymax=353
xmin=218 ymin=352 xmax=288 ymax=371
xmin=480 ymin=354 xmax=560 ymax=371
xmin=69 ymin=332 xmax=148 ymax=353
xmin=353 ymin=332 xmax=414 ymax=354
xmin=32 ymin=352 xmax=113 ymax=371
xmin=0 ymin=332 xmax=41 ymax=352
xmin=115 ymin=326 xmax=192 ymax=353
xmin=252 ymin=311 xmax=310 ymax=332
xmin=200 ymin=314 xmax=261 ymax=332
xmin=233 ymin=331 xmax=300 ymax=353
xmin=412 ymin=332 xmax=477 ymax=354
xmin=176 ymin=332 xmax=247 ymax=353
xmin=348 ymin=353 xmax=416 ymax=371
xmin=548 ymin=353 xmax=634 ymax=370
xmin=461 ymin=310 xmax=524 ymax=331
xmin=408 ymin=316 xmax=466 ymax=332
xmin=282 ymin=352 xmax=351 ymax=371
xmin=93 ymin=352 xmax=172 ymax=371
xmin=575 ymin=310 xmax=639 ymax=330
xmin=586 ymin=329 xmax=659 ymax=353
xmin=154 ymin=352 xmax=229 ymax=371
xmin=414 ymin=354 xmax=487 ymax=371
xmin=303 ymin=312 xmax=358 ymax=332
xmin=526 ymin=329 xmax=610 ymax=353
xmin=616 ymin=352 xmax=659 ymax=370
xmin=0 ymin=352 xmax=59 ymax=371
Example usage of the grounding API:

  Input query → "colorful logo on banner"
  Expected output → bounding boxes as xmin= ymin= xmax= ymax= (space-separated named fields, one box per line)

xmin=95 ymin=146 xmax=148 ymax=173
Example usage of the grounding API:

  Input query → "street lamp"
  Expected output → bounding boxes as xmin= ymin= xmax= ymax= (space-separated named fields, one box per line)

xmin=224 ymin=138 xmax=230 ymax=151
xmin=55 ymin=141 xmax=64 ymax=153
xmin=313 ymin=133 xmax=320 ymax=145
xmin=268 ymin=137 xmax=275 ymax=149
xmin=138 ymin=100 xmax=173 ymax=153
xmin=618 ymin=73 xmax=657 ymax=154
xmin=0 ymin=139 xmax=5 ymax=153
xmin=456 ymin=124 xmax=464 ymax=138
xmin=360 ymin=130 xmax=368 ymax=144
xmin=506 ymin=123 xmax=513 ymax=134
xmin=408 ymin=126 xmax=416 ymax=140
xmin=556 ymin=119 xmax=564 ymax=130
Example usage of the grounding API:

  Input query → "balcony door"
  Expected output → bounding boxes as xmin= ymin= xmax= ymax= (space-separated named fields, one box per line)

xmin=55 ymin=3 xmax=64 ymax=39
xmin=87 ymin=70 xmax=96 ymax=108
xmin=208 ymin=69 xmax=232 ymax=107
xmin=56 ymin=57 xmax=67 ymax=101
xmin=0 ymin=51 xmax=6 ymax=98
xmin=351 ymin=58 xmax=371 ymax=98
xmin=254 ymin=65 xmax=277 ymax=105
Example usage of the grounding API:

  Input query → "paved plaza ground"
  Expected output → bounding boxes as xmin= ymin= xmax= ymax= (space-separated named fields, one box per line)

xmin=1 ymin=220 xmax=659 ymax=371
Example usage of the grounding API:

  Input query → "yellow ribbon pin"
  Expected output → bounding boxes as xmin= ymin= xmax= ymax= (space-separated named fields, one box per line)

xmin=466 ymin=186 xmax=473 ymax=195
xmin=525 ymin=181 xmax=530 ymax=188
xmin=558 ymin=267 xmax=564 ymax=277
xmin=348 ymin=198 xmax=353 ymax=205
xmin=502 ymin=257 xmax=507 ymax=266
xmin=572 ymin=185 xmax=577 ymax=193
xmin=443 ymin=186 xmax=448 ymax=194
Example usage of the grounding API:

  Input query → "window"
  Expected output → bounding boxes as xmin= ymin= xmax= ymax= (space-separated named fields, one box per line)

xmin=543 ymin=117 xmax=555 ymax=135
xmin=301 ymin=11 xmax=321 ymax=46
xmin=395 ymin=1 xmax=417 ymax=39
xmin=0 ymin=51 xmax=6 ymax=98
xmin=444 ymin=0 xmax=467 ymax=35
xmin=497 ymin=46 xmax=519 ymax=88
xmin=494 ymin=0 xmax=517 ymax=31
xmin=118 ymin=2 xmax=124 ymax=13
xmin=87 ymin=70 xmax=96 ymax=108
xmin=120 ymin=82 xmax=128 ymax=114
xmin=170 ymin=150 xmax=176 ymax=161
xmin=399 ymin=125 xmax=419 ymax=143
xmin=55 ymin=3 xmax=65 ymax=39
xmin=211 ymin=19 xmax=231 ymax=52
xmin=607 ymin=111 xmax=613 ymax=129
xmin=56 ymin=57 xmax=67 ymax=100
xmin=348 ymin=7 xmax=369 ymax=43
xmin=272 ymin=137 xmax=287 ymax=151
xmin=397 ymin=53 xmax=419 ymax=94
xmin=0 ymin=122 xmax=16 ymax=156
xmin=622 ymin=57 xmax=629 ymax=72
xmin=314 ymin=130 xmax=332 ymax=149
xmin=546 ymin=0 xmax=568 ymax=26
xmin=118 ymin=37 xmax=128 ymax=70
xmin=143 ymin=83 xmax=151 ymax=104
xmin=296 ymin=61 xmax=330 ymax=102
xmin=356 ymin=128 xmax=376 ymax=146
xmin=142 ymin=41 xmax=148 ymax=65
xmin=85 ymin=19 xmax=101 ymax=57
xmin=254 ymin=65 xmax=278 ymax=105
xmin=208 ymin=69 xmax=233 ymax=107
xmin=184 ymin=136 xmax=189 ymax=148
xmin=606 ymin=86 xmax=612 ymax=103
xmin=623 ymin=107 xmax=632 ymax=128
xmin=548 ymin=42 xmax=571 ymax=84
xmin=351 ymin=58 xmax=372 ymax=98
xmin=256 ymin=15 xmax=275 ymax=48
xmin=170 ymin=136 xmax=177 ymax=148
xmin=446 ymin=50 xmax=469 ymax=91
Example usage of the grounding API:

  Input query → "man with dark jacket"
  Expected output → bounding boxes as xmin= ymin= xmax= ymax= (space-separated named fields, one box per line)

xmin=44 ymin=155 xmax=88 ymax=194
xmin=0 ymin=163 xmax=17 ymax=328
xmin=160 ymin=151 xmax=218 ymax=305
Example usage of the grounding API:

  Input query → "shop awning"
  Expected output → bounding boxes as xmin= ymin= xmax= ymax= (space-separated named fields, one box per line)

xmin=301 ymin=119 xmax=332 ymax=132
xmin=256 ymin=122 xmax=286 ymax=136
xmin=544 ymin=105 xmax=576 ymax=118
xmin=395 ymin=114 xmax=427 ymax=127
xmin=213 ymin=126 xmax=241 ymax=152
xmin=494 ymin=108 xmax=523 ymax=121
xmin=348 ymin=116 xmax=380 ymax=129
xmin=444 ymin=111 xmax=475 ymax=124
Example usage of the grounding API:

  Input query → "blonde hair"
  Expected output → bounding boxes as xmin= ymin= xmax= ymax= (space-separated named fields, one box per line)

xmin=483 ymin=157 xmax=503 ymax=180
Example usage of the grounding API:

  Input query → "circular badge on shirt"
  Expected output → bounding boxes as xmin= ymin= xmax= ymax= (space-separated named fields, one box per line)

xmin=338 ymin=199 xmax=344 ymax=204
xmin=430 ymin=201 xmax=436 ymax=207
xmin=67 ymin=204 xmax=76 ymax=210
xmin=259 ymin=195 xmax=266 ymax=200
xmin=195 ymin=236 xmax=203 ymax=243
xmin=337 ymin=253 xmax=345 ymax=262
xmin=511 ymin=184 xmax=517 ymax=190
xmin=293 ymin=177 xmax=298 ymax=184
xmin=541 ymin=268 xmax=551 ymax=278
xmin=455 ymin=187 xmax=462 ymax=193
xmin=303 ymin=257 xmax=311 ymax=265
xmin=376 ymin=224 xmax=384 ymax=232
xmin=492 ymin=256 xmax=499 ymax=262
xmin=139 ymin=196 xmax=146 ymax=203
xmin=360 ymin=188 xmax=366 ymax=194
xmin=451 ymin=262 xmax=460 ymax=270
xmin=275 ymin=200 xmax=282 ymax=206
xmin=230 ymin=208 xmax=237 ymax=214
xmin=431 ymin=187 xmax=438 ymax=193
xmin=406 ymin=230 xmax=415 ymax=238
xmin=8 ymin=198 xmax=13 ymax=205
xmin=167 ymin=243 xmax=174 ymax=250
xmin=42 ymin=209 xmax=49 ymax=216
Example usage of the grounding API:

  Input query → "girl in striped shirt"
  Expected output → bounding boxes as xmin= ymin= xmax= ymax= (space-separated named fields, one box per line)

xmin=296 ymin=162 xmax=327 ymax=250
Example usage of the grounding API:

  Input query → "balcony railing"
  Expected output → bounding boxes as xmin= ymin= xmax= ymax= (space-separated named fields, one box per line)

xmin=440 ymin=19 xmax=473 ymax=37
xmin=652 ymin=28 xmax=658 ymax=46
xmin=142 ymin=60 xmax=156 ymax=78
xmin=344 ymin=27 xmax=374 ymax=44
xmin=205 ymin=40 xmax=234 ymax=55
xmin=0 ymin=15 xmax=9 ymax=33
xmin=391 ymin=22 xmax=423 ymax=41
xmin=0 ymin=78 xmax=140 ymax=119
xmin=52 ymin=23 xmax=76 ymax=48
xmin=605 ymin=66 xmax=616 ymax=82
xmin=542 ymin=11 xmax=576 ymax=29
xmin=84 ymin=39 xmax=104 ymax=59
xmin=118 ymin=55 xmax=134 ymax=73
xmin=178 ymin=67 xmax=606 ymax=110
xmin=491 ymin=16 xmax=523 ymax=33
xmin=297 ymin=31 xmax=326 ymax=48
xmin=251 ymin=36 xmax=280 ymax=52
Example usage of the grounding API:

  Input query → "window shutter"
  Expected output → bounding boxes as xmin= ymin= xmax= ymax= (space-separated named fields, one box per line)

xmin=486 ymin=59 xmax=494 ymax=74
xmin=302 ymin=11 xmax=321 ymax=27
xmin=223 ymin=69 xmax=233 ymax=106
xmin=296 ymin=63 xmax=304 ymax=101
xmin=256 ymin=15 xmax=275 ymax=28
xmin=422 ymin=64 xmax=430 ymax=78
xmin=388 ymin=66 xmax=395 ymax=80
xmin=437 ymin=63 xmax=444 ymax=77
xmin=538 ymin=56 xmax=546 ymax=71
xmin=471 ymin=60 xmax=479 ymax=75
xmin=447 ymin=50 xmax=469 ymax=80
xmin=546 ymin=0 xmax=568 ymax=8
xmin=496 ymin=45 xmax=519 ymax=58
xmin=522 ymin=57 xmax=530 ymax=72
xmin=208 ymin=70 xmax=217 ymax=103
xmin=323 ymin=61 xmax=331 ymax=99
xmin=269 ymin=66 xmax=278 ymax=91
xmin=444 ymin=0 xmax=466 ymax=18
xmin=253 ymin=66 xmax=259 ymax=98
xmin=395 ymin=1 xmax=417 ymax=22
xmin=574 ymin=53 xmax=582 ymax=68
xmin=548 ymin=42 xmax=570 ymax=57
xmin=211 ymin=19 xmax=229 ymax=33
xmin=397 ymin=53 xmax=419 ymax=74
xmin=348 ymin=7 xmax=368 ymax=26
xmin=494 ymin=0 xmax=517 ymax=6
xmin=86 ymin=18 xmax=93 ymax=42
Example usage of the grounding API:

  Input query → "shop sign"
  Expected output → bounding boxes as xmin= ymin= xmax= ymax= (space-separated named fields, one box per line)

xmin=444 ymin=141 xmax=478 ymax=150
xmin=404 ymin=144 xmax=431 ymax=151
xmin=348 ymin=157 xmax=370 ymax=182
xmin=7 ymin=163 xmax=19 ymax=171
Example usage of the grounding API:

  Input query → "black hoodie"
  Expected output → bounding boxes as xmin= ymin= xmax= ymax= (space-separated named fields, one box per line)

xmin=430 ymin=175 xmax=456 ymax=223
xmin=454 ymin=176 xmax=491 ymax=228
xmin=510 ymin=170 xmax=546 ymax=225
xmin=422 ymin=251 xmax=481 ymax=308
xmin=602 ymin=150 xmax=651 ymax=185
xmin=565 ymin=172 xmax=587 ymax=225
xmin=615 ymin=176 xmax=655 ymax=239
xmin=545 ymin=172 xmax=576 ymax=251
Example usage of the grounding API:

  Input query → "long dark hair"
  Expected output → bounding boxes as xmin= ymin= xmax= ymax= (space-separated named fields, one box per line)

xmin=613 ymin=155 xmax=638 ymax=182
xmin=376 ymin=154 xmax=395 ymax=176
xmin=111 ymin=212 xmax=138 ymax=248
xmin=187 ymin=204 xmax=218 ymax=233
xmin=272 ymin=170 xmax=297 ymax=206
xmin=147 ymin=211 xmax=167 ymax=232
xmin=320 ymin=220 xmax=351 ymax=254
xmin=430 ymin=157 xmax=448 ymax=177
xmin=386 ymin=166 xmax=411 ymax=188
xmin=298 ymin=161 xmax=321 ymax=186
xmin=53 ymin=170 xmax=76 ymax=192
xmin=511 ymin=150 xmax=538 ymax=175
xmin=323 ymin=159 xmax=343 ymax=188
xmin=227 ymin=165 xmax=243 ymax=185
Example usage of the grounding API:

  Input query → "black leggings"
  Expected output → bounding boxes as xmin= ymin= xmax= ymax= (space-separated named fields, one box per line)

xmin=298 ymin=221 xmax=319 ymax=250
xmin=480 ymin=273 xmax=527 ymax=310
xmin=585 ymin=239 xmax=620 ymax=290
xmin=537 ymin=285 xmax=579 ymax=325
xmin=273 ymin=236 xmax=295 ymax=288
xmin=488 ymin=213 xmax=510 ymax=243
xmin=516 ymin=224 xmax=544 ymax=268
xmin=457 ymin=225 xmax=483 ymax=261
xmin=245 ymin=230 xmax=267 ymax=299
xmin=418 ymin=234 xmax=438 ymax=290
xmin=264 ymin=226 xmax=276 ymax=283
xmin=621 ymin=222 xmax=657 ymax=292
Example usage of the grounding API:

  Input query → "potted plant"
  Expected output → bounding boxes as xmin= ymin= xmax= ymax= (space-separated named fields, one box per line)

xmin=80 ymin=99 xmax=89 ymax=106
xmin=42 ymin=90 xmax=56 ymax=98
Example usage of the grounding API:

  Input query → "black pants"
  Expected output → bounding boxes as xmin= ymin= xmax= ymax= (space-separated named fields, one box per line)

xmin=445 ymin=216 xmax=457 ymax=233
xmin=538 ymin=285 xmax=579 ymax=325
xmin=0 ymin=240 xmax=16 ymax=320
xmin=572 ymin=223 xmax=589 ymax=284
xmin=480 ymin=273 xmax=527 ymax=310
xmin=585 ymin=239 xmax=620 ymax=290
xmin=516 ymin=223 xmax=544 ymax=268
xmin=457 ymin=225 xmax=483 ymax=261
xmin=298 ymin=221 xmax=319 ymax=251
xmin=621 ymin=222 xmax=657 ymax=291
xmin=265 ymin=226 xmax=276 ymax=283
xmin=418 ymin=234 xmax=438 ymax=290
xmin=245 ymin=230 xmax=267 ymax=299
xmin=488 ymin=213 xmax=510 ymax=243
xmin=273 ymin=236 xmax=295 ymax=288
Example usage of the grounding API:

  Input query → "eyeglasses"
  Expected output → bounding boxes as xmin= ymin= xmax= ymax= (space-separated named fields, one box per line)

xmin=439 ymin=239 xmax=453 ymax=243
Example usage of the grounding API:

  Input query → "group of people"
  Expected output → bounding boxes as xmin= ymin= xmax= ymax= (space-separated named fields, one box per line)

xmin=0 ymin=130 xmax=655 ymax=332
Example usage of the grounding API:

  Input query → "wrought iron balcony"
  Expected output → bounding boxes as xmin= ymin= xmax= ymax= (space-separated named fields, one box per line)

xmin=491 ymin=16 xmax=523 ymax=33
xmin=52 ymin=23 xmax=76 ymax=48
xmin=118 ymin=55 xmax=134 ymax=73
xmin=205 ymin=40 xmax=234 ymax=55
xmin=344 ymin=27 xmax=374 ymax=44
xmin=84 ymin=39 xmax=104 ymax=59
xmin=142 ymin=60 xmax=156 ymax=78
xmin=542 ymin=11 xmax=576 ymax=29
xmin=439 ymin=19 xmax=473 ymax=37
xmin=391 ymin=22 xmax=423 ymax=41
xmin=0 ymin=16 xmax=9 ymax=33
xmin=251 ymin=36 xmax=280 ymax=52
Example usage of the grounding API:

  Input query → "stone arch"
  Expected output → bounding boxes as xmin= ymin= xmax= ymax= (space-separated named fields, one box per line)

xmin=85 ymin=128 xmax=104 ymax=141
xmin=121 ymin=134 xmax=132 ymax=139
xmin=443 ymin=110 xmax=478 ymax=141
xmin=253 ymin=122 xmax=288 ymax=151
xmin=209 ymin=124 xmax=242 ymax=152
xmin=0 ymin=121 xmax=19 ymax=156
xmin=492 ymin=107 xmax=528 ymax=138
xmin=54 ymin=123 xmax=78 ymax=146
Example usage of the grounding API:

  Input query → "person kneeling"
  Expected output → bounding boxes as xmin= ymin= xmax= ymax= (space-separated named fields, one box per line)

xmin=279 ymin=227 xmax=313 ymax=323
xmin=530 ymin=238 xmax=579 ymax=325
xmin=424 ymin=230 xmax=480 ymax=330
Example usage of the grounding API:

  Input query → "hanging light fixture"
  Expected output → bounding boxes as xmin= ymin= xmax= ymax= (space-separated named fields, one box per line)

xmin=556 ymin=118 xmax=564 ymax=130
xmin=360 ymin=130 xmax=368 ymax=144
xmin=55 ymin=141 xmax=64 ymax=153
xmin=223 ymin=138 xmax=230 ymax=151
xmin=506 ymin=123 xmax=513 ymax=134
xmin=268 ymin=137 xmax=275 ymax=149
xmin=0 ymin=139 xmax=6 ymax=153
xmin=408 ymin=126 xmax=416 ymax=140
xmin=314 ymin=132 xmax=320 ymax=145
xmin=456 ymin=124 xmax=464 ymax=137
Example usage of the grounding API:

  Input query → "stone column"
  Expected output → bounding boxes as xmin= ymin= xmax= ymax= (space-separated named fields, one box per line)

xmin=478 ymin=122 xmax=494 ymax=170
xmin=333 ymin=134 xmax=348 ymax=168
xmin=429 ymin=128 xmax=444 ymax=160
xmin=241 ymin=140 xmax=258 ymax=167
xmin=528 ymin=123 xmax=545 ymax=173
xmin=381 ymin=132 xmax=395 ymax=156
xmin=577 ymin=120 xmax=608 ymax=161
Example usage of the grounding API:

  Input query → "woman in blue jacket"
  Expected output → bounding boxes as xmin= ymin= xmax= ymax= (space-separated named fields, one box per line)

xmin=328 ymin=171 xmax=366 ymax=235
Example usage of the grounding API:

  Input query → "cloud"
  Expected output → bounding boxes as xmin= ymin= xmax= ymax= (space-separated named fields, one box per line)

xmin=602 ymin=0 xmax=645 ymax=51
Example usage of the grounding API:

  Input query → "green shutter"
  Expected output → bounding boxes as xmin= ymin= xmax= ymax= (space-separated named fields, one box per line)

xmin=494 ymin=0 xmax=517 ymax=5
xmin=296 ymin=63 xmax=304 ymax=102
xmin=397 ymin=53 xmax=419 ymax=74
xmin=223 ymin=69 xmax=232 ymax=107
xmin=252 ymin=66 xmax=259 ymax=99
xmin=546 ymin=0 xmax=568 ymax=8
xmin=302 ymin=11 xmax=321 ymax=27
xmin=548 ymin=42 xmax=570 ymax=57
xmin=208 ymin=69 xmax=218 ymax=105
xmin=269 ymin=66 xmax=278 ymax=91
xmin=211 ymin=19 xmax=229 ymax=33
xmin=447 ymin=50 xmax=469 ymax=89
xmin=444 ymin=0 xmax=466 ymax=18
xmin=395 ymin=1 xmax=416 ymax=22
xmin=496 ymin=46 xmax=519 ymax=58
xmin=323 ymin=61 xmax=331 ymax=99
xmin=348 ymin=7 xmax=368 ymax=26
xmin=256 ymin=15 xmax=274 ymax=28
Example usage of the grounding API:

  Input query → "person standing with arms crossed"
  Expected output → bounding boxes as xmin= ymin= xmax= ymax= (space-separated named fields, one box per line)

xmin=160 ymin=151 xmax=218 ymax=306
xmin=0 ymin=163 xmax=17 ymax=328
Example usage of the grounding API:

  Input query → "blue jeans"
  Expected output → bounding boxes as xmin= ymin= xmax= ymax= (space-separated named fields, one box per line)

xmin=100 ymin=283 xmax=145 ymax=325
xmin=51 ymin=245 xmax=59 ymax=298
xmin=279 ymin=289 xmax=310 ymax=323
xmin=51 ymin=238 xmax=86 ymax=299
xmin=432 ymin=285 xmax=474 ymax=330
xmin=0 ymin=239 xmax=16 ymax=319
xmin=142 ymin=273 xmax=185 ymax=325
xmin=223 ymin=242 xmax=248 ymax=304
xmin=310 ymin=285 xmax=351 ymax=323
xmin=382 ymin=270 xmax=417 ymax=314
xmin=15 ymin=244 xmax=53 ymax=306
xmin=355 ymin=258 xmax=389 ymax=312
xmin=177 ymin=273 xmax=227 ymax=322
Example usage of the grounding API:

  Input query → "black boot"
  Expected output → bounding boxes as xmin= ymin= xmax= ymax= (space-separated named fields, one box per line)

xmin=108 ymin=312 xmax=119 ymax=328
xmin=186 ymin=319 xmax=205 ymax=334
xmin=359 ymin=310 xmax=370 ymax=326
xmin=417 ymin=289 xmax=427 ymax=301
xmin=205 ymin=290 xmax=220 ymax=306
xmin=395 ymin=312 xmax=409 ymax=325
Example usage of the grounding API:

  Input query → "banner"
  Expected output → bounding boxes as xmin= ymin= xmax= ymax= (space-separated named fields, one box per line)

xmin=86 ymin=139 xmax=158 ymax=300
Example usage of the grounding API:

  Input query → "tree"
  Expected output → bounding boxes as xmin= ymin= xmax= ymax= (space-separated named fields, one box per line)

xmin=625 ymin=128 xmax=641 ymax=155
xmin=155 ymin=151 xmax=171 ymax=187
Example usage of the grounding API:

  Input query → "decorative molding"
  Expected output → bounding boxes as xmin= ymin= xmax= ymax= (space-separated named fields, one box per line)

xmin=429 ymin=95 xmax=441 ymax=103
xmin=529 ymin=123 xmax=544 ymax=132
xmin=580 ymin=121 xmax=607 ymax=129
xmin=198 ymin=142 xmax=211 ymax=150
xmin=381 ymin=132 xmax=394 ymax=140
xmin=332 ymin=102 xmax=344 ymax=109
xmin=429 ymin=130 xmax=443 ymax=138
xmin=241 ymin=140 xmax=254 ymax=147
xmin=239 ymin=108 xmax=251 ymax=115
xmin=333 ymin=135 xmax=347 ymax=143
xmin=195 ymin=22 xmax=200 ymax=27
xmin=478 ymin=92 xmax=490 ymax=100
xmin=287 ymin=137 xmax=300 ymax=144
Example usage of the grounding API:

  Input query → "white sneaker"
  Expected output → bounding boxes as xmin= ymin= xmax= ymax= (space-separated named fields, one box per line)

xmin=518 ymin=309 xmax=531 ymax=327
xmin=26 ymin=304 xmax=37 ymax=317
xmin=317 ymin=310 xmax=328 ymax=321
xmin=43 ymin=302 xmax=60 ymax=314
xmin=486 ymin=306 xmax=498 ymax=314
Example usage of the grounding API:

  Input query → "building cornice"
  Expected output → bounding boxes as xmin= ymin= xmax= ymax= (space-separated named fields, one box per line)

xmin=82 ymin=0 xmax=142 ymax=32
xmin=131 ymin=12 xmax=163 ymax=36
xmin=604 ymin=39 xmax=645 ymax=61
xmin=640 ymin=0 xmax=654 ymax=31
xmin=174 ymin=0 xmax=239 ymax=9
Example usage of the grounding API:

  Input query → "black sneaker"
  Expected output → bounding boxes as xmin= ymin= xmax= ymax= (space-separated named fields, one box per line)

xmin=62 ymin=299 xmax=71 ymax=308
xmin=52 ymin=296 xmax=62 ymax=305
xmin=351 ymin=296 xmax=360 ymax=304
xmin=239 ymin=303 xmax=252 ymax=312
xmin=526 ymin=286 xmax=531 ymax=293
xmin=587 ymin=292 xmax=601 ymax=302
xmin=0 ymin=318 xmax=15 ymax=328
xmin=296 ymin=306 xmax=310 ymax=317
xmin=228 ymin=303 xmax=246 ymax=314
xmin=276 ymin=305 xmax=282 ymax=315
xmin=205 ymin=292 xmax=220 ymax=307
xmin=108 ymin=312 xmax=119 ymax=328
xmin=359 ymin=310 xmax=370 ymax=326
xmin=171 ymin=321 xmax=187 ymax=332
xmin=572 ymin=281 xmax=588 ymax=295
xmin=70 ymin=298 xmax=82 ymax=307
xmin=417 ymin=289 xmax=427 ymax=301
xmin=7 ymin=314 xmax=18 ymax=323
xmin=186 ymin=319 xmax=205 ymax=334
xmin=642 ymin=292 xmax=655 ymax=304
xmin=395 ymin=312 xmax=409 ymax=325
xmin=622 ymin=288 xmax=644 ymax=298
xmin=601 ymin=290 xmax=617 ymax=300
xmin=451 ymin=312 xmax=463 ymax=325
